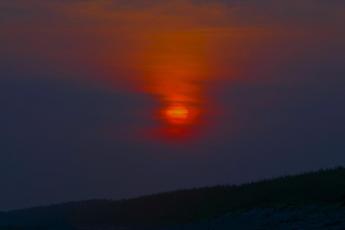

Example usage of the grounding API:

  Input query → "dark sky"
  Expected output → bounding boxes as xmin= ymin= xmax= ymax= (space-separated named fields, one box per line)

xmin=1 ymin=0 xmax=345 ymax=210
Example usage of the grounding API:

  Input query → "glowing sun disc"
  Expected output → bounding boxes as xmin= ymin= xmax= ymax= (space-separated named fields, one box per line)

xmin=164 ymin=105 xmax=191 ymax=125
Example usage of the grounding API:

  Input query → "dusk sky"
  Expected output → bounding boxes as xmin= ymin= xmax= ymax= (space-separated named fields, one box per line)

xmin=1 ymin=0 xmax=345 ymax=210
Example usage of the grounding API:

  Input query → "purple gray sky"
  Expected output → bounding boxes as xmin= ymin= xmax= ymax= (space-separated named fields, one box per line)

xmin=1 ymin=0 xmax=345 ymax=210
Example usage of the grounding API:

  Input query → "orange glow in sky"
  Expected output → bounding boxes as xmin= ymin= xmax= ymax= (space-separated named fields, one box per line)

xmin=4 ymin=1 xmax=341 ymax=141
xmin=142 ymin=31 xmax=207 ymax=135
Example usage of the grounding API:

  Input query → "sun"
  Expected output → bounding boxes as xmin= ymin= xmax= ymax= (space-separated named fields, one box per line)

xmin=164 ymin=104 xmax=191 ymax=125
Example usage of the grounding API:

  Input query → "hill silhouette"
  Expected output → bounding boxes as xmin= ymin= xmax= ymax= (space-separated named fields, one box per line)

xmin=1 ymin=167 xmax=345 ymax=229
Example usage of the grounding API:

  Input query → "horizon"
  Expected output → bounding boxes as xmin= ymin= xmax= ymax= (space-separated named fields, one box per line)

xmin=3 ymin=166 xmax=344 ymax=212
xmin=1 ymin=0 xmax=345 ymax=210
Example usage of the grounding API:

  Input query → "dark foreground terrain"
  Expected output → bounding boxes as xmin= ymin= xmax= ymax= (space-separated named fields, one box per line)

xmin=1 ymin=167 xmax=345 ymax=230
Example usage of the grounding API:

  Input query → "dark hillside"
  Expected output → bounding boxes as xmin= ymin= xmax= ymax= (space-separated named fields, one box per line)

xmin=1 ymin=167 xmax=345 ymax=229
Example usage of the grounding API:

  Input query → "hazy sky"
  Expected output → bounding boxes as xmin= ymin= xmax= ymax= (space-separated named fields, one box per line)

xmin=1 ymin=0 xmax=345 ymax=210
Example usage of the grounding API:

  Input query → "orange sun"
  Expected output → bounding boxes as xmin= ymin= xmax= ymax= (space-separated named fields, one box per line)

xmin=164 ymin=105 xmax=191 ymax=125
